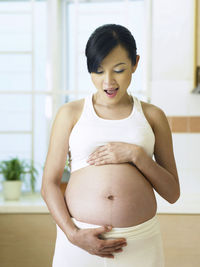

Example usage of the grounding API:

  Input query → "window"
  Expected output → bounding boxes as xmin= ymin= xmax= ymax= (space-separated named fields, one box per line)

xmin=64 ymin=0 xmax=146 ymax=102
xmin=0 ymin=0 xmax=47 ymax=192
xmin=0 ymin=0 xmax=148 ymax=192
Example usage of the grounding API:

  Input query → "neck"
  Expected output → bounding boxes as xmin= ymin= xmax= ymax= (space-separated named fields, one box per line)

xmin=93 ymin=92 xmax=133 ymax=108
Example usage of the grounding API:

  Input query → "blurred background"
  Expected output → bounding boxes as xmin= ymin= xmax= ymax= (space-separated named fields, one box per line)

xmin=0 ymin=0 xmax=199 ymax=266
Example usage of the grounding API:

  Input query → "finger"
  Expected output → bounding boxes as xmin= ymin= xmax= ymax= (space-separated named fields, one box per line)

xmin=101 ymin=248 xmax=124 ymax=254
xmin=89 ymin=146 xmax=107 ymax=157
xmin=87 ymin=159 xmax=105 ymax=165
xmin=94 ymin=159 xmax=106 ymax=166
xmin=94 ymin=225 xmax=112 ymax=235
xmin=89 ymin=146 xmax=106 ymax=155
xmin=93 ymin=157 xmax=112 ymax=165
xmin=97 ymin=249 xmax=123 ymax=259
xmin=91 ymin=155 xmax=111 ymax=164
xmin=89 ymin=151 xmax=108 ymax=160
xmin=114 ymin=248 xmax=123 ymax=253
xmin=97 ymin=253 xmax=114 ymax=259
xmin=102 ymin=238 xmax=127 ymax=247
xmin=101 ymin=243 xmax=127 ymax=252
xmin=96 ymin=145 xmax=107 ymax=152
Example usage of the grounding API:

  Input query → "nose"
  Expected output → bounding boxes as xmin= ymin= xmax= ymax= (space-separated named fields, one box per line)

xmin=103 ymin=72 xmax=116 ymax=86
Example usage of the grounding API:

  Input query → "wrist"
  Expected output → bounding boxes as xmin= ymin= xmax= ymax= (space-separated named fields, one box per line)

xmin=131 ymin=146 xmax=144 ymax=166
xmin=64 ymin=223 xmax=79 ymax=243
xmin=67 ymin=227 xmax=79 ymax=243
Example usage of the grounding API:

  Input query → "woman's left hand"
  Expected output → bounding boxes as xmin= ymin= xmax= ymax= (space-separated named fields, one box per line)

xmin=87 ymin=142 xmax=141 ymax=166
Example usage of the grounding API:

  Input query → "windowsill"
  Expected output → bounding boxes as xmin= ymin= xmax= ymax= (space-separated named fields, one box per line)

xmin=156 ymin=193 xmax=200 ymax=214
xmin=0 ymin=191 xmax=49 ymax=213
xmin=0 ymin=191 xmax=199 ymax=214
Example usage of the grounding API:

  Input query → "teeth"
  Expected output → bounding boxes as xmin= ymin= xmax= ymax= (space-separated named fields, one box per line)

xmin=104 ymin=88 xmax=118 ymax=92
xmin=106 ymin=88 xmax=118 ymax=95
xmin=107 ymin=88 xmax=118 ymax=94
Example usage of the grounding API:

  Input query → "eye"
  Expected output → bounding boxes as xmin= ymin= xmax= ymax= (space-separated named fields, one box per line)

xmin=114 ymin=69 xmax=125 ymax=73
xmin=95 ymin=69 xmax=125 ymax=74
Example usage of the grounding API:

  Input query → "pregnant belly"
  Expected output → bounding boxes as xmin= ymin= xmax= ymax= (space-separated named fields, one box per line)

xmin=65 ymin=163 xmax=157 ymax=227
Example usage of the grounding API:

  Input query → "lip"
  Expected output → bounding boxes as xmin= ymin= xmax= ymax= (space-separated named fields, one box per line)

xmin=104 ymin=88 xmax=119 ymax=98
xmin=103 ymin=87 xmax=118 ymax=90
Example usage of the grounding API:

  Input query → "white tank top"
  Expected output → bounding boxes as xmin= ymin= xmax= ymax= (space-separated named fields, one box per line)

xmin=69 ymin=93 xmax=155 ymax=173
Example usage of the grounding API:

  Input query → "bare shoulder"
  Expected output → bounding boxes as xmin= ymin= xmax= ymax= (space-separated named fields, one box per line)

xmin=58 ymin=98 xmax=85 ymax=127
xmin=61 ymin=98 xmax=84 ymax=113
xmin=140 ymin=101 xmax=169 ymax=131
xmin=140 ymin=101 xmax=179 ymax=189
xmin=41 ymin=98 xmax=85 ymax=186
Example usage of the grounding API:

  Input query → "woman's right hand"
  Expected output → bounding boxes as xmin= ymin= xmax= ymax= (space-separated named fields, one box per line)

xmin=69 ymin=225 xmax=127 ymax=259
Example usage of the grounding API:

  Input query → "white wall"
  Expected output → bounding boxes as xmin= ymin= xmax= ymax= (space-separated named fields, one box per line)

xmin=151 ymin=0 xmax=200 ymax=116
xmin=150 ymin=0 xmax=200 ymax=205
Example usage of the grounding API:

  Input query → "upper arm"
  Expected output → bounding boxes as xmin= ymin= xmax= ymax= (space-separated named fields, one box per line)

xmin=151 ymin=106 xmax=179 ymax=184
xmin=41 ymin=103 xmax=74 ymax=188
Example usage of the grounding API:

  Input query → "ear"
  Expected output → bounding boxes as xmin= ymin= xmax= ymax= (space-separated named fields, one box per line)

xmin=131 ymin=55 xmax=140 ymax=73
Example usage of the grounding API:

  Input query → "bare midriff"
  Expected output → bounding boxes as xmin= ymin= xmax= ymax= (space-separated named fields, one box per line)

xmin=65 ymin=163 xmax=157 ymax=227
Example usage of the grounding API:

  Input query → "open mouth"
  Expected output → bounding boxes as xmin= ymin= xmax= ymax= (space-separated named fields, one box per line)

xmin=104 ymin=88 xmax=119 ymax=97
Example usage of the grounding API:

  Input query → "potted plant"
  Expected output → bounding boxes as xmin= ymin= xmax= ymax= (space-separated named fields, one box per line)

xmin=0 ymin=157 xmax=38 ymax=201
xmin=60 ymin=156 xmax=71 ymax=195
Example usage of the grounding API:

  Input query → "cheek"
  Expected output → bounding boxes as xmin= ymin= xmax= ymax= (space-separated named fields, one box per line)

xmin=91 ymin=76 xmax=101 ymax=87
xmin=95 ymin=80 xmax=102 ymax=88
xmin=120 ymin=73 xmax=132 ymax=85
xmin=91 ymin=75 xmax=95 ymax=84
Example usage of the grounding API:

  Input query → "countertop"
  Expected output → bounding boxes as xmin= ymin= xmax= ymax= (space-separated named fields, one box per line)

xmin=0 ymin=191 xmax=48 ymax=213
xmin=0 ymin=191 xmax=199 ymax=214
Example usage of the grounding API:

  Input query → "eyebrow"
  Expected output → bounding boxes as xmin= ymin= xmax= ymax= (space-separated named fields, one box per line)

xmin=99 ymin=62 xmax=126 ymax=68
xmin=113 ymin=62 xmax=126 ymax=67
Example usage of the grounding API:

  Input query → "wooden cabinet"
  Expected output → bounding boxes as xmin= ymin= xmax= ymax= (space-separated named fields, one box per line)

xmin=158 ymin=214 xmax=200 ymax=267
xmin=0 ymin=214 xmax=56 ymax=267
xmin=0 ymin=214 xmax=199 ymax=267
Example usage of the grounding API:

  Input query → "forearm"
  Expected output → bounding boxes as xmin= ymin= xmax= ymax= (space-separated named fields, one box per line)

xmin=133 ymin=147 xmax=180 ymax=204
xmin=41 ymin=183 xmax=77 ymax=241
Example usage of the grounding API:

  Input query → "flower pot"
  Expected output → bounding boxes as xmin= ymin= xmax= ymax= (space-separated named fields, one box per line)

xmin=2 ymin=180 xmax=22 ymax=201
xmin=60 ymin=169 xmax=70 ymax=196
xmin=60 ymin=182 xmax=68 ymax=196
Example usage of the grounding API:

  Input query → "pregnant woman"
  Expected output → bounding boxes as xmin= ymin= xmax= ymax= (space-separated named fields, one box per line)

xmin=41 ymin=24 xmax=180 ymax=267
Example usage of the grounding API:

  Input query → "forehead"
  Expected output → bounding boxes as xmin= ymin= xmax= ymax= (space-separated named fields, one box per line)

xmin=100 ymin=45 xmax=130 ymax=67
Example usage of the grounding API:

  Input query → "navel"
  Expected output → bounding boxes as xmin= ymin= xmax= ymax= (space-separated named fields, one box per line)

xmin=107 ymin=195 xmax=114 ymax=200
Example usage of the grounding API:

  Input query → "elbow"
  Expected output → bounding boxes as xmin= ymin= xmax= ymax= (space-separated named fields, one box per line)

xmin=40 ymin=187 xmax=46 ymax=199
xmin=168 ymin=189 xmax=181 ymax=204
xmin=167 ymin=179 xmax=181 ymax=204
xmin=168 ymin=195 xmax=179 ymax=204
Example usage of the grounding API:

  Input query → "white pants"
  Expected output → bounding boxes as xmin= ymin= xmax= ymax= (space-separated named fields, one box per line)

xmin=52 ymin=215 xmax=165 ymax=267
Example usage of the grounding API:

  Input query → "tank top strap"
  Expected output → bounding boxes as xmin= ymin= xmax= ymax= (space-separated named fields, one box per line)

xmin=80 ymin=93 xmax=94 ymax=120
xmin=84 ymin=93 xmax=143 ymax=119
xmin=132 ymin=95 xmax=143 ymax=115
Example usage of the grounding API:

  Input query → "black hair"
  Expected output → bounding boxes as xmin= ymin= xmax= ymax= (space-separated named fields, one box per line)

xmin=85 ymin=24 xmax=137 ymax=73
